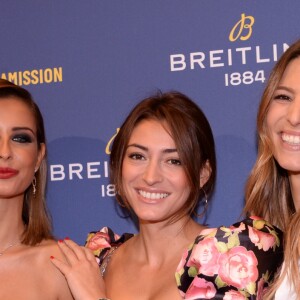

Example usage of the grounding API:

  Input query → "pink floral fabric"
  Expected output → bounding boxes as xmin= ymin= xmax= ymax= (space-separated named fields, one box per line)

xmin=85 ymin=227 xmax=133 ymax=265
xmin=176 ymin=217 xmax=283 ymax=299
xmin=85 ymin=217 xmax=283 ymax=299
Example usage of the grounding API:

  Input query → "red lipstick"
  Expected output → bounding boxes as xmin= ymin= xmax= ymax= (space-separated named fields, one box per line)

xmin=0 ymin=168 xmax=19 ymax=179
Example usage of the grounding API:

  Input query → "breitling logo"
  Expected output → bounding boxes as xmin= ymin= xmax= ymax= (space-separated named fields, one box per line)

xmin=229 ymin=13 xmax=255 ymax=42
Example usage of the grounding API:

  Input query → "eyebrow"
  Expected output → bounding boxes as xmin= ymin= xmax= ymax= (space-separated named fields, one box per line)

xmin=12 ymin=127 xmax=35 ymax=134
xmin=127 ymin=143 xmax=178 ymax=153
xmin=275 ymin=85 xmax=294 ymax=93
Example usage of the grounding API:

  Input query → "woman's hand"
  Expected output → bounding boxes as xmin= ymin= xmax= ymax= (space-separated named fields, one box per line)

xmin=50 ymin=238 xmax=107 ymax=300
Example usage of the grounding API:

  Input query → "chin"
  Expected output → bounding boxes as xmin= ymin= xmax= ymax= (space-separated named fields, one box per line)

xmin=137 ymin=212 xmax=168 ymax=223
xmin=279 ymin=162 xmax=300 ymax=174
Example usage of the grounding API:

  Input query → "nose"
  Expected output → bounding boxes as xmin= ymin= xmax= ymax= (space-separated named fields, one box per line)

xmin=142 ymin=159 xmax=163 ymax=185
xmin=287 ymin=97 xmax=300 ymax=126
xmin=0 ymin=140 xmax=12 ymax=160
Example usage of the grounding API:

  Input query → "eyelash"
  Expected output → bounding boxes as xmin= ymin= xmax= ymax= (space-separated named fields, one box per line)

xmin=128 ymin=153 xmax=145 ymax=160
xmin=167 ymin=159 xmax=182 ymax=166
xmin=12 ymin=134 xmax=33 ymax=143
xmin=128 ymin=153 xmax=182 ymax=166
xmin=274 ymin=94 xmax=291 ymax=101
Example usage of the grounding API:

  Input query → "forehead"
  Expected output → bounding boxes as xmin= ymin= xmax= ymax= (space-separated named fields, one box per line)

xmin=0 ymin=97 xmax=36 ymax=128
xmin=279 ymin=57 xmax=300 ymax=86
xmin=129 ymin=119 xmax=175 ymax=146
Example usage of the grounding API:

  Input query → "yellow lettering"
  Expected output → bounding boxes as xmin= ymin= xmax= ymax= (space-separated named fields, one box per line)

xmin=44 ymin=68 xmax=53 ymax=83
xmin=8 ymin=72 xmax=17 ymax=84
xmin=229 ymin=13 xmax=255 ymax=42
xmin=31 ymin=70 xmax=39 ymax=84
xmin=18 ymin=71 xmax=23 ymax=86
xmin=1 ymin=67 xmax=63 ymax=86
xmin=53 ymin=67 xmax=63 ymax=82
xmin=39 ymin=69 xmax=44 ymax=84
xmin=105 ymin=128 xmax=120 ymax=155
xmin=23 ymin=70 xmax=31 ymax=85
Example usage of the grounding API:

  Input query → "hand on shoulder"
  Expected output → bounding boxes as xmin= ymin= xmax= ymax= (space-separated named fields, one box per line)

xmin=50 ymin=238 xmax=107 ymax=300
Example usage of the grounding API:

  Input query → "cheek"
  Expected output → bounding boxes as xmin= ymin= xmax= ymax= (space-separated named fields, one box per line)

xmin=121 ymin=162 xmax=133 ymax=184
xmin=265 ymin=109 xmax=275 ymax=134
xmin=122 ymin=159 xmax=144 ymax=180
xmin=264 ymin=110 xmax=278 ymax=149
xmin=120 ymin=162 xmax=138 ymax=196
xmin=175 ymin=178 xmax=191 ymax=201
xmin=19 ymin=148 xmax=39 ymax=171
xmin=173 ymin=171 xmax=190 ymax=189
xmin=265 ymin=102 xmax=284 ymax=132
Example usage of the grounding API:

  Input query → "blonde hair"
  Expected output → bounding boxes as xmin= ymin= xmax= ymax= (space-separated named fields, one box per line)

xmin=244 ymin=39 xmax=300 ymax=299
xmin=264 ymin=213 xmax=300 ymax=299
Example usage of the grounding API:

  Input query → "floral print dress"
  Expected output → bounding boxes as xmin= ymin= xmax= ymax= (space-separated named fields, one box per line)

xmin=85 ymin=217 xmax=283 ymax=300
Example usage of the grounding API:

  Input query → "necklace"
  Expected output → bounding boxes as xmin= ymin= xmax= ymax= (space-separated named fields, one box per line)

xmin=0 ymin=241 xmax=20 ymax=256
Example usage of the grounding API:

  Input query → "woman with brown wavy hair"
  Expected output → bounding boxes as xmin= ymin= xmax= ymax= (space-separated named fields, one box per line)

xmin=244 ymin=39 xmax=300 ymax=299
xmin=52 ymin=91 xmax=283 ymax=300
xmin=0 ymin=79 xmax=73 ymax=299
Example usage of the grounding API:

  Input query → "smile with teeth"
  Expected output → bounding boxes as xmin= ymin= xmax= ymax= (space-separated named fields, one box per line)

xmin=282 ymin=133 xmax=300 ymax=145
xmin=138 ymin=190 xmax=169 ymax=200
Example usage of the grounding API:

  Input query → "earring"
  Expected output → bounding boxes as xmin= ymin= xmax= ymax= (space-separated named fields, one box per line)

xmin=193 ymin=187 xmax=209 ymax=218
xmin=32 ymin=176 xmax=37 ymax=197
xmin=201 ymin=187 xmax=208 ymax=205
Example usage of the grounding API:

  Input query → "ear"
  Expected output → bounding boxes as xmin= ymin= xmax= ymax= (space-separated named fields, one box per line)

xmin=35 ymin=143 xmax=46 ymax=172
xmin=200 ymin=160 xmax=211 ymax=188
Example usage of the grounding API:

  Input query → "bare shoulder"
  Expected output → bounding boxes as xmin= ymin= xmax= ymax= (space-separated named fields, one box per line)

xmin=20 ymin=239 xmax=65 ymax=264
xmin=0 ymin=239 xmax=73 ymax=300
xmin=33 ymin=239 xmax=65 ymax=259
xmin=34 ymin=240 xmax=73 ymax=300
xmin=23 ymin=240 xmax=74 ymax=299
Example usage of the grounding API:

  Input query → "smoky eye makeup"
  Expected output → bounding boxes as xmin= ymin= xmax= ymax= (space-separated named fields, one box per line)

xmin=12 ymin=133 xmax=34 ymax=143
xmin=11 ymin=126 xmax=36 ymax=143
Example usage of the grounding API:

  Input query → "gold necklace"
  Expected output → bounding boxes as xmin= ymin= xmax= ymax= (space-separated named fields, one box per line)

xmin=0 ymin=241 xmax=20 ymax=256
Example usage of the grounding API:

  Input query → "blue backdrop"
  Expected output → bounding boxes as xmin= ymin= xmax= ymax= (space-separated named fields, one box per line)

xmin=1 ymin=1 xmax=299 ymax=243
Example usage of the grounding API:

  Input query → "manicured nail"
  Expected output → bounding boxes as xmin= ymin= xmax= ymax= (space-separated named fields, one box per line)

xmin=58 ymin=239 xmax=63 ymax=243
xmin=50 ymin=255 xmax=54 ymax=259
xmin=65 ymin=237 xmax=70 ymax=240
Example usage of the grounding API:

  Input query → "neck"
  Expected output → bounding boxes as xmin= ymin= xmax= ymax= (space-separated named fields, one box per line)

xmin=289 ymin=172 xmax=300 ymax=212
xmin=139 ymin=216 xmax=198 ymax=236
xmin=134 ymin=216 xmax=203 ymax=265
xmin=0 ymin=196 xmax=25 ymax=246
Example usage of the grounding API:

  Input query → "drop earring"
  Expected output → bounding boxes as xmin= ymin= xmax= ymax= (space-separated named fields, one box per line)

xmin=201 ymin=187 xmax=208 ymax=205
xmin=32 ymin=176 xmax=37 ymax=197
xmin=193 ymin=187 xmax=209 ymax=218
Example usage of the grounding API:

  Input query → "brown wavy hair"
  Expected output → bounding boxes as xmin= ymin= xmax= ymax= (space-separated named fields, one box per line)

xmin=110 ymin=91 xmax=216 ymax=222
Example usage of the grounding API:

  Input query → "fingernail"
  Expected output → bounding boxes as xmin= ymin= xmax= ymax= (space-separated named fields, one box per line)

xmin=50 ymin=256 xmax=54 ymax=259
xmin=65 ymin=237 xmax=70 ymax=240
xmin=58 ymin=239 xmax=63 ymax=243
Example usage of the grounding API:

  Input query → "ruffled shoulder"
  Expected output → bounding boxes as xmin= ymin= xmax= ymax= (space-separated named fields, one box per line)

xmin=176 ymin=216 xmax=283 ymax=299
xmin=85 ymin=227 xmax=134 ymax=267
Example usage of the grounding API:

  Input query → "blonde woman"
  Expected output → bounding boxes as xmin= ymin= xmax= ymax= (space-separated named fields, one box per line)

xmin=245 ymin=39 xmax=300 ymax=299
